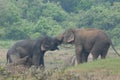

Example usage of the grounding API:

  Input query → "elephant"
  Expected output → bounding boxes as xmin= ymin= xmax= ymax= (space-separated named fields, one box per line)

xmin=6 ymin=36 xmax=61 ymax=67
xmin=56 ymin=28 xmax=120 ymax=64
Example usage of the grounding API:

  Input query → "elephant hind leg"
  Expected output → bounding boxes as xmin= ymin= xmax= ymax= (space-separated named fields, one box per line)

xmin=91 ymin=52 xmax=100 ymax=61
xmin=100 ymin=45 xmax=110 ymax=59
xmin=8 ymin=56 xmax=29 ymax=66
xmin=91 ymin=43 xmax=110 ymax=60
xmin=8 ymin=53 xmax=29 ymax=66
xmin=91 ymin=47 xmax=100 ymax=61
xmin=9 ymin=54 xmax=21 ymax=63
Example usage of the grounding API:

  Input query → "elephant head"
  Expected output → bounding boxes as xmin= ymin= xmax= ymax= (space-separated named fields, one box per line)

xmin=32 ymin=36 xmax=60 ymax=67
xmin=40 ymin=36 xmax=60 ymax=51
xmin=56 ymin=29 xmax=75 ymax=44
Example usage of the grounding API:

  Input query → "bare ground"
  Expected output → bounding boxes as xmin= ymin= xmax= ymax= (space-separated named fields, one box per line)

xmin=0 ymin=48 xmax=120 ymax=80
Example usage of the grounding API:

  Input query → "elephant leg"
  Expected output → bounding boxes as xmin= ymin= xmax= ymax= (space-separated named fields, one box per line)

xmin=32 ymin=55 xmax=40 ymax=67
xmin=82 ymin=51 xmax=89 ymax=63
xmin=100 ymin=52 xmax=107 ymax=59
xmin=9 ymin=53 xmax=21 ymax=63
xmin=91 ymin=47 xmax=100 ymax=60
xmin=75 ymin=46 xmax=83 ymax=64
xmin=92 ymin=53 xmax=99 ymax=60
xmin=26 ymin=57 xmax=32 ymax=66
xmin=12 ymin=56 xmax=28 ymax=66
xmin=91 ymin=42 xmax=104 ymax=60
xmin=100 ymin=45 xmax=110 ymax=59
xmin=8 ymin=54 xmax=29 ymax=66
xmin=39 ymin=52 xmax=45 ymax=67
xmin=92 ymin=42 xmax=110 ymax=60
xmin=32 ymin=54 xmax=45 ymax=69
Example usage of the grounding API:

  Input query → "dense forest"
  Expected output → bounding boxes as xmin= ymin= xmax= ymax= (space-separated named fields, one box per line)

xmin=0 ymin=0 xmax=120 ymax=46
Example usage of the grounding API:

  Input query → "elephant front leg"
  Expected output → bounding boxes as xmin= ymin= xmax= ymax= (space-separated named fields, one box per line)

xmin=82 ymin=51 xmax=89 ymax=63
xmin=32 ymin=55 xmax=40 ymax=67
xmin=75 ymin=46 xmax=83 ymax=64
xmin=39 ymin=53 xmax=45 ymax=67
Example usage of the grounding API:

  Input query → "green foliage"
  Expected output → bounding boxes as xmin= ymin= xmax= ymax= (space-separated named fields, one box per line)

xmin=59 ymin=0 xmax=81 ymax=12
xmin=33 ymin=17 xmax=63 ymax=37
xmin=41 ymin=2 xmax=69 ymax=22
xmin=63 ymin=58 xmax=120 ymax=75
xmin=0 ymin=0 xmax=120 ymax=47
xmin=0 ymin=0 xmax=21 ymax=27
xmin=109 ymin=26 xmax=120 ymax=46
xmin=77 ymin=3 xmax=120 ymax=30
xmin=47 ymin=58 xmax=120 ymax=80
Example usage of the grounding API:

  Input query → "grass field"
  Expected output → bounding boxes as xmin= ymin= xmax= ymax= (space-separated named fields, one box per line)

xmin=0 ymin=47 xmax=120 ymax=80
xmin=51 ymin=58 xmax=120 ymax=80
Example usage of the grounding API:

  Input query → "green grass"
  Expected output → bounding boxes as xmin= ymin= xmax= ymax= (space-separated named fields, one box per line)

xmin=49 ymin=58 xmax=120 ymax=80
xmin=65 ymin=58 xmax=120 ymax=75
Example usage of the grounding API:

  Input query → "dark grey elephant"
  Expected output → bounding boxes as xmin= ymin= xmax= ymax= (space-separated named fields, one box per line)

xmin=7 ymin=36 xmax=61 ymax=67
xmin=56 ymin=28 xmax=120 ymax=64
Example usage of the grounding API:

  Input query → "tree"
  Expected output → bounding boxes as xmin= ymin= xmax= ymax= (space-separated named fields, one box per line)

xmin=32 ymin=17 xmax=63 ymax=38
xmin=0 ymin=0 xmax=21 ymax=27
xmin=41 ymin=2 xmax=69 ymax=22
xmin=77 ymin=3 xmax=120 ymax=30
xmin=110 ymin=26 xmax=120 ymax=46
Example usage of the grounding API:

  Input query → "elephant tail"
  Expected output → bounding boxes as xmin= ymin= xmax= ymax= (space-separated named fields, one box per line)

xmin=111 ymin=43 xmax=120 ymax=57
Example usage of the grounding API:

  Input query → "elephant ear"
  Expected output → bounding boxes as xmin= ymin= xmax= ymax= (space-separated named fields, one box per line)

xmin=41 ymin=44 xmax=49 ymax=51
xmin=67 ymin=33 xmax=74 ymax=43
xmin=63 ymin=29 xmax=75 ymax=43
xmin=40 ymin=36 xmax=51 ymax=51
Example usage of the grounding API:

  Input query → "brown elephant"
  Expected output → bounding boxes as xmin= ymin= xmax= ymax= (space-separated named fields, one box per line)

xmin=56 ymin=28 xmax=120 ymax=64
